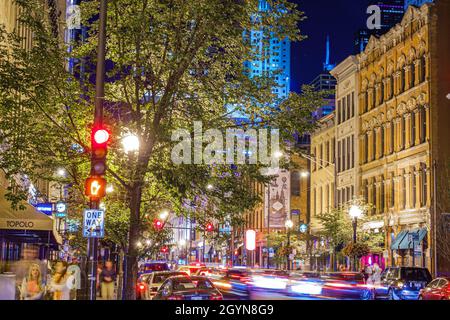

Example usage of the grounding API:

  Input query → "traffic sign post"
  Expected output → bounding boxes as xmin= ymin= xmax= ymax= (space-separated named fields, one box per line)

xmin=83 ymin=209 xmax=105 ymax=238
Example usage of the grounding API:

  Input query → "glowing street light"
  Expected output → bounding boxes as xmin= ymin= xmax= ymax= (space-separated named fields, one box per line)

xmin=159 ymin=210 xmax=169 ymax=220
xmin=206 ymin=184 xmax=214 ymax=190
xmin=57 ymin=168 xmax=66 ymax=177
xmin=301 ymin=171 xmax=310 ymax=178
xmin=273 ymin=151 xmax=283 ymax=159
xmin=122 ymin=134 xmax=140 ymax=153
xmin=106 ymin=185 xmax=114 ymax=193
xmin=349 ymin=205 xmax=363 ymax=271
xmin=285 ymin=219 xmax=294 ymax=229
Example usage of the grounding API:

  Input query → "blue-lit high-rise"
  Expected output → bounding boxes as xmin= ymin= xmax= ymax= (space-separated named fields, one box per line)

xmin=404 ymin=0 xmax=434 ymax=9
xmin=244 ymin=0 xmax=291 ymax=101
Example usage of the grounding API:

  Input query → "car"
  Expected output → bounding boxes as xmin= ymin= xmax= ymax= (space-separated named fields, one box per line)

xmin=374 ymin=267 xmax=432 ymax=300
xmin=250 ymin=269 xmax=290 ymax=292
xmin=210 ymin=268 xmax=252 ymax=299
xmin=285 ymin=272 xmax=324 ymax=297
xmin=320 ymin=272 xmax=367 ymax=300
xmin=137 ymin=271 xmax=188 ymax=300
xmin=419 ymin=277 xmax=450 ymax=300
xmin=138 ymin=262 xmax=170 ymax=276
xmin=177 ymin=263 xmax=211 ymax=276
xmin=153 ymin=276 xmax=223 ymax=300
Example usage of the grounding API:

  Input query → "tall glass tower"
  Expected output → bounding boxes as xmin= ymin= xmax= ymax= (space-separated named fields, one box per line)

xmin=244 ymin=0 xmax=291 ymax=101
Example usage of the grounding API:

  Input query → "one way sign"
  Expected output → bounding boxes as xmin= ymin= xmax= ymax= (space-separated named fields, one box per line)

xmin=83 ymin=209 xmax=105 ymax=238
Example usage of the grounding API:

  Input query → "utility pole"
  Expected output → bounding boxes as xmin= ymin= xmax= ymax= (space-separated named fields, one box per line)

xmin=85 ymin=0 xmax=108 ymax=301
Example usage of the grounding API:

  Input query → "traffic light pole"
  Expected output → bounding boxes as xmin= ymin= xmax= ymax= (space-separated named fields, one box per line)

xmin=86 ymin=0 xmax=107 ymax=301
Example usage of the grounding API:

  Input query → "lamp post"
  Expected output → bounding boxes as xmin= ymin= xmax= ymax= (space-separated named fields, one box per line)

xmin=285 ymin=219 xmax=294 ymax=271
xmin=349 ymin=205 xmax=363 ymax=271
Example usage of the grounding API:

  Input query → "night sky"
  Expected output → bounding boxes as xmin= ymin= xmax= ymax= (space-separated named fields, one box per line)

xmin=291 ymin=0 xmax=370 ymax=91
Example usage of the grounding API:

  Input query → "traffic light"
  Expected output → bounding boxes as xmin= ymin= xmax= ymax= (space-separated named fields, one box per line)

xmin=161 ymin=246 xmax=168 ymax=253
xmin=91 ymin=126 xmax=110 ymax=176
xmin=206 ymin=222 xmax=214 ymax=232
xmin=153 ymin=219 xmax=163 ymax=231
xmin=85 ymin=176 xmax=107 ymax=199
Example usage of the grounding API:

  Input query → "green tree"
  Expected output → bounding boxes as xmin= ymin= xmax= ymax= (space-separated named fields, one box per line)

xmin=0 ymin=0 xmax=324 ymax=299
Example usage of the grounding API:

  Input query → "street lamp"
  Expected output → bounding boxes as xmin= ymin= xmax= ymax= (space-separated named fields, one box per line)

xmin=285 ymin=219 xmax=294 ymax=271
xmin=300 ymin=171 xmax=310 ymax=178
xmin=273 ymin=151 xmax=283 ymax=159
xmin=57 ymin=168 xmax=66 ymax=177
xmin=159 ymin=210 xmax=169 ymax=220
xmin=206 ymin=184 xmax=214 ymax=190
xmin=349 ymin=205 xmax=363 ymax=271
xmin=122 ymin=134 xmax=140 ymax=153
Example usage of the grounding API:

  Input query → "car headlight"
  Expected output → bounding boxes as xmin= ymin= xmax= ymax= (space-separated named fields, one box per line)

xmin=396 ymin=281 xmax=404 ymax=289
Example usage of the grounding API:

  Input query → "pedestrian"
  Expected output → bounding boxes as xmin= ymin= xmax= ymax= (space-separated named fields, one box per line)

xmin=100 ymin=260 xmax=116 ymax=300
xmin=68 ymin=258 xmax=82 ymax=300
xmin=48 ymin=261 xmax=75 ymax=300
xmin=20 ymin=263 xmax=44 ymax=300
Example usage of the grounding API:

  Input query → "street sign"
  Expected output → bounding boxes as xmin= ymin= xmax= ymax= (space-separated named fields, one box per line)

xmin=82 ymin=209 xmax=105 ymax=238
xmin=299 ymin=224 xmax=308 ymax=233
xmin=34 ymin=202 xmax=53 ymax=216
xmin=55 ymin=201 xmax=67 ymax=218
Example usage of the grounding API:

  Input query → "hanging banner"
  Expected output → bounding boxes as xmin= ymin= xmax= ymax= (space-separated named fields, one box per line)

xmin=264 ymin=169 xmax=290 ymax=229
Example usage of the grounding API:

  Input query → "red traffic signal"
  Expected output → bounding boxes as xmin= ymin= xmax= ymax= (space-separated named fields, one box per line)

xmin=91 ymin=127 xmax=110 ymax=176
xmin=153 ymin=219 xmax=163 ymax=231
xmin=206 ymin=222 xmax=214 ymax=232
xmin=85 ymin=176 xmax=107 ymax=199
xmin=161 ymin=246 xmax=168 ymax=253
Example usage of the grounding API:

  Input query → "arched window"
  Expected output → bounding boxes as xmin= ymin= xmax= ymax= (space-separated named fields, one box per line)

xmin=420 ymin=56 xmax=426 ymax=82
xmin=412 ymin=169 xmax=417 ymax=208
xmin=420 ymin=107 xmax=427 ymax=143
xmin=380 ymin=178 xmax=385 ymax=214
xmin=421 ymin=165 xmax=427 ymax=206
xmin=401 ymin=68 xmax=406 ymax=93
xmin=410 ymin=63 xmax=416 ymax=88
xmin=411 ymin=112 xmax=416 ymax=146
xmin=390 ymin=174 xmax=395 ymax=208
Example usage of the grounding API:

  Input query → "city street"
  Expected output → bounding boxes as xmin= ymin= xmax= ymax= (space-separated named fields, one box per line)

xmin=1 ymin=0 xmax=449 ymax=303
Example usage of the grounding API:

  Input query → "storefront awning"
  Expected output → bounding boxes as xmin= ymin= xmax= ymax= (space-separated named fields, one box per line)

xmin=390 ymin=230 xmax=408 ymax=250
xmin=0 ymin=189 xmax=53 ymax=231
xmin=397 ymin=228 xmax=427 ymax=250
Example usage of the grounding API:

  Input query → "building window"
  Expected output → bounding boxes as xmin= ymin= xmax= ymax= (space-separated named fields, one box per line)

xmin=390 ymin=76 xmax=394 ymax=99
xmin=402 ymin=173 xmax=407 ymax=209
xmin=380 ymin=127 xmax=384 ymax=158
xmin=400 ymin=68 xmax=405 ymax=93
xmin=380 ymin=83 xmax=384 ymax=104
xmin=420 ymin=107 xmax=426 ymax=143
xmin=380 ymin=180 xmax=385 ymax=214
xmin=410 ymin=63 xmax=416 ymax=88
xmin=421 ymin=165 xmax=427 ymax=206
xmin=364 ymin=134 xmax=368 ymax=163
xmin=351 ymin=92 xmax=355 ymax=118
xmin=401 ymin=117 xmax=406 ymax=150
xmin=347 ymin=136 xmax=351 ymax=170
xmin=412 ymin=169 xmax=417 ymax=208
xmin=389 ymin=175 xmax=394 ymax=208
xmin=351 ymin=135 xmax=354 ymax=168
xmin=390 ymin=121 xmax=395 ymax=154
xmin=372 ymin=130 xmax=376 ymax=161
xmin=411 ymin=112 xmax=416 ymax=147
xmin=347 ymin=94 xmax=351 ymax=121
xmin=291 ymin=171 xmax=301 ymax=196
xmin=372 ymin=181 xmax=377 ymax=215
xmin=338 ymin=100 xmax=341 ymax=124
xmin=312 ymin=148 xmax=316 ymax=171
xmin=338 ymin=141 xmax=341 ymax=172
xmin=420 ymin=56 xmax=426 ymax=83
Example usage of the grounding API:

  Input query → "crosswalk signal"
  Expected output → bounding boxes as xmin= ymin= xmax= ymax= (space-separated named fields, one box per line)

xmin=85 ymin=176 xmax=107 ymax=200
xmin=91 ymin=127 xmax=110 ymax=176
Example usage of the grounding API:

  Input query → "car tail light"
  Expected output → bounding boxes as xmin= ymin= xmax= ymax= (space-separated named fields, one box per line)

xmin=138 ymin=283 xmax=146 ymax=291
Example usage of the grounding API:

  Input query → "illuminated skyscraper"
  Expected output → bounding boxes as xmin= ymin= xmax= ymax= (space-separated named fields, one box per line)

xmin=244 ymin=0 xmax=291 ymax=101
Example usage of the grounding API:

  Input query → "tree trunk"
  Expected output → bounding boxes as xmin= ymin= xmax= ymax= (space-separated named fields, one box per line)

xmin=124 ymin=185 xmax=142 ymax=300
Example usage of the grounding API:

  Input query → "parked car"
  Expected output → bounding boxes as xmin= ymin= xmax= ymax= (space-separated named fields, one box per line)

xmin=137 ymin=271 xmax=188 ymax=300
xmin=153 ymin=276 xmax=222 ymax=300
xmin=419 ymin=277 xmax=450 ymax=300
xmin=177 ymin=264 xmax=211 ymax=276
xmin=374 ymin=267 xmax=432 ymax=300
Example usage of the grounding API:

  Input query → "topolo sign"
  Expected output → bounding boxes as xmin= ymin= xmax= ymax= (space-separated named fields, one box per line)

xmin=82 ymin=209 xmax=105 ymax=238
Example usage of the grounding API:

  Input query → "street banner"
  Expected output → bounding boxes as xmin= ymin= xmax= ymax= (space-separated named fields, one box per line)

xmin=82 ymin=209 xmax=105 ymax=238
xmin=264 ymin=169 xmax=290 ymax=229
